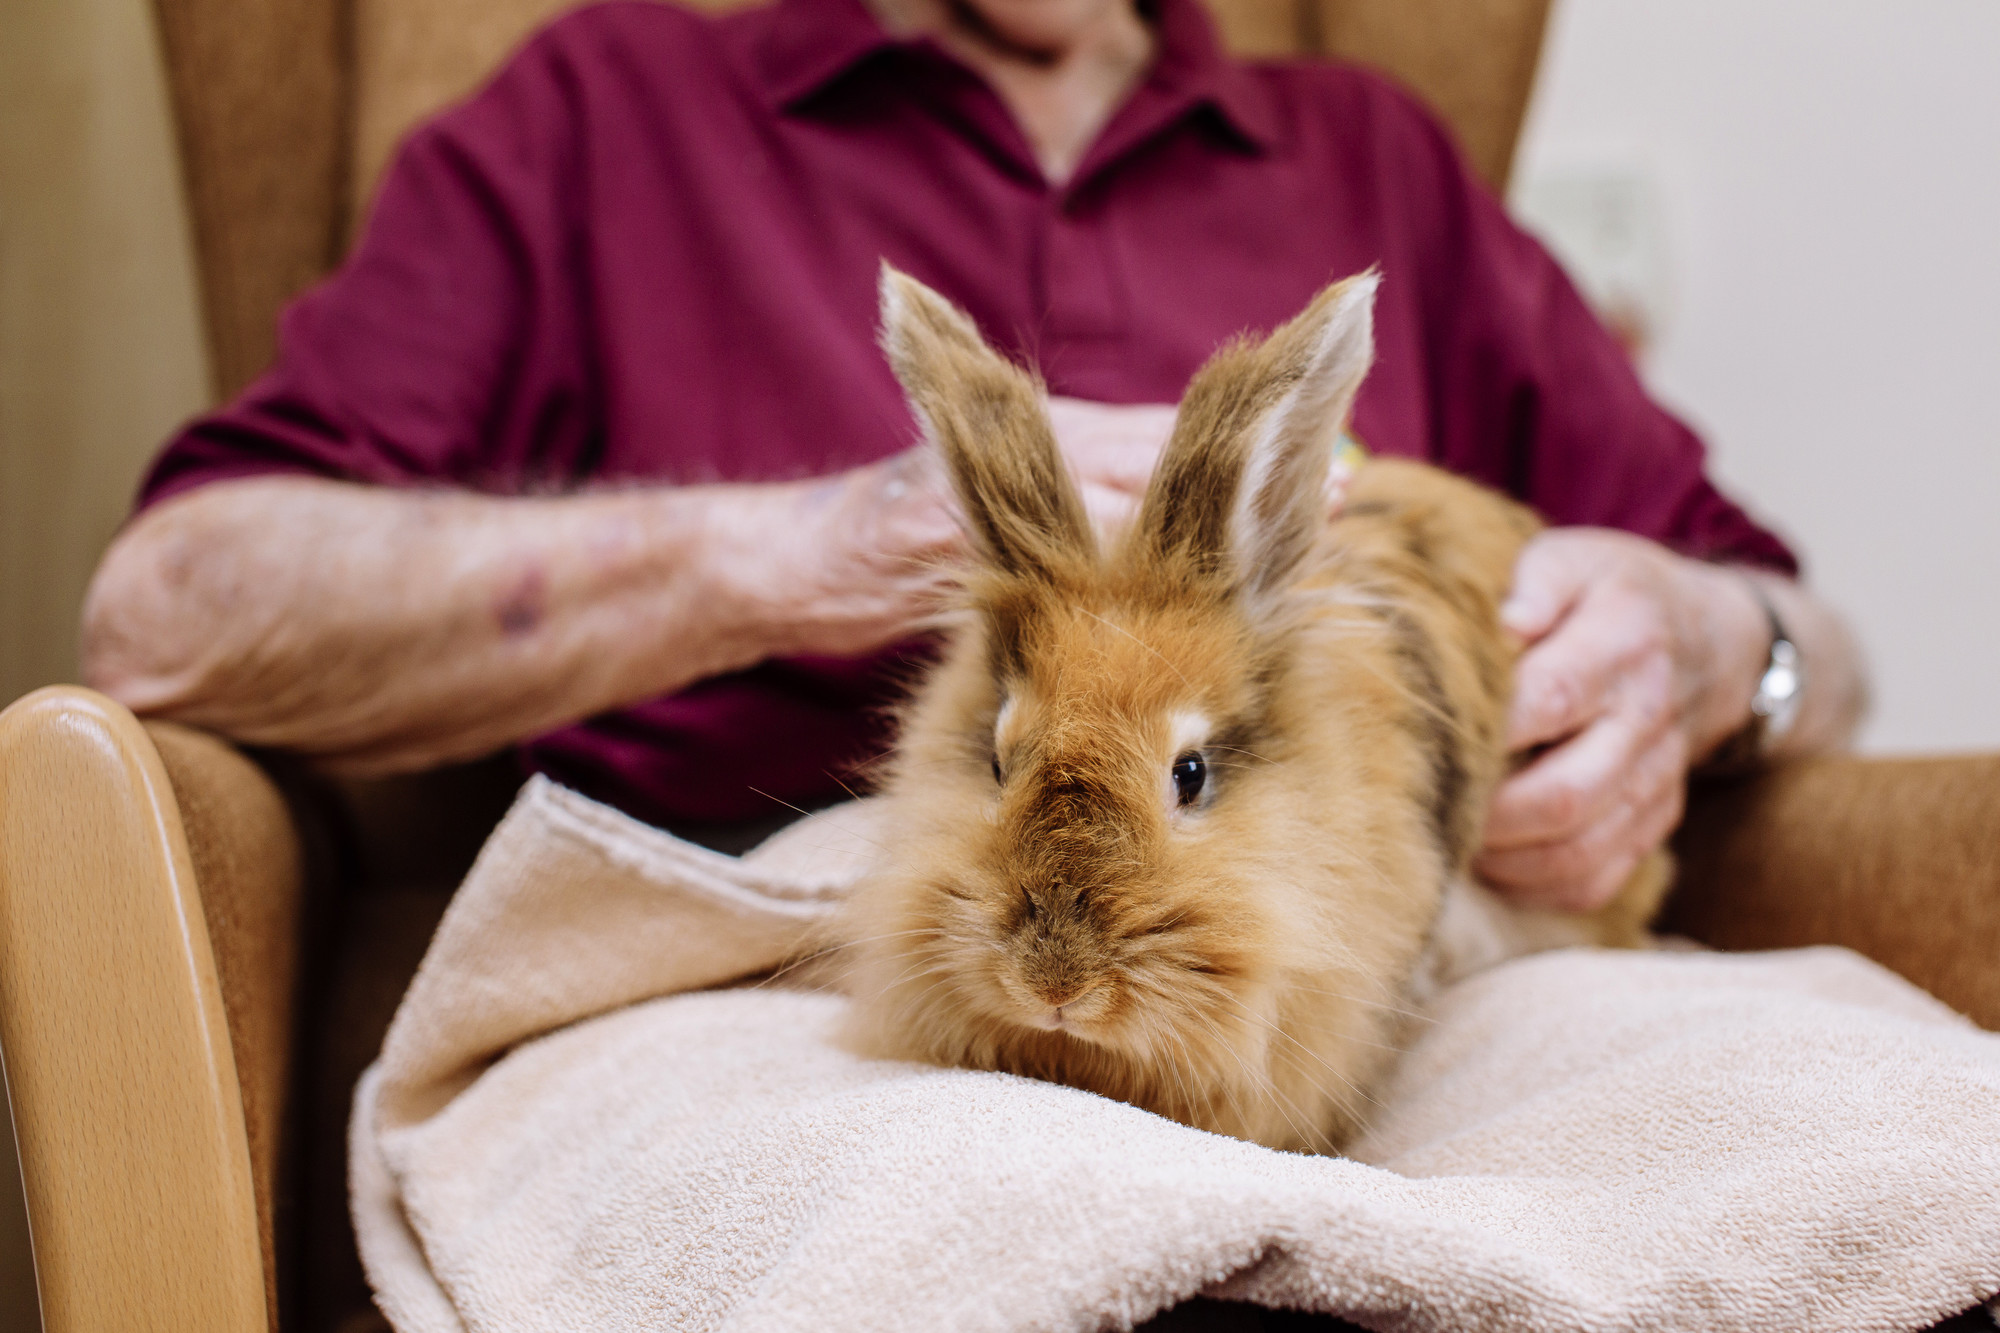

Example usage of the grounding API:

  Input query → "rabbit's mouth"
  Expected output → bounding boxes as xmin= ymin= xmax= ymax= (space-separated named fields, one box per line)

xmin=1028 ymin=985 xmax=1108 ymax=1034
xmin=999 ymin=969 xmax=1118 ymax=1038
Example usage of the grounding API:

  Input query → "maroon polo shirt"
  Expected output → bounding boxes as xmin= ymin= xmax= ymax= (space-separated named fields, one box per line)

xmin=138 ymin=0 xmax=1796 ymax=827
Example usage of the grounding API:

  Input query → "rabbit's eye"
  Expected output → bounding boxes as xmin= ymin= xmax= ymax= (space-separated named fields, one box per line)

xmin=1171 ymin=751 xmax=1207 ymax=807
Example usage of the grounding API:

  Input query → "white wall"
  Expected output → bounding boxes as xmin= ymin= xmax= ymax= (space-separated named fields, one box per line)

xmin=0 ymin=0 xmax=211 ymax=1320
xmin=1514 ymin=0 xmax=2000 ymax=755
xmin=0 ymin=0 xmax=210 ymax=708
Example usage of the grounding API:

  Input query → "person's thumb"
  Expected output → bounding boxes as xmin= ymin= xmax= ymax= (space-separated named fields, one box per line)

xmin=1501 ymin=532 xmax=1593 ymax=642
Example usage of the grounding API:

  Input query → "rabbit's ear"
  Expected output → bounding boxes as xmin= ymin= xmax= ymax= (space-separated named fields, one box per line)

xmin=879 ymin=263 xmax=1097 ymax=582
xmin=1134 ymin=270 xmax=1377 ymax=607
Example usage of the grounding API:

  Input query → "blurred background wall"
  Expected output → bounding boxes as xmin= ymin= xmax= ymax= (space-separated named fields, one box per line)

xmin=0 ymin=0 xmax=211 ymax=1324
xmin=0 ymin=0 xmax=1995 ymax=1325
xmin=0 ymin=0 xmax=210 ymax=706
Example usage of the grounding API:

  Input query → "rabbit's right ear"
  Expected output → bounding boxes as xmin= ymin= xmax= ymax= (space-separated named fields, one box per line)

xmin=879 ymin=263 xmax=1096 ymax=583
xmin=1132 ymin=271 xmax=1378 ymax=611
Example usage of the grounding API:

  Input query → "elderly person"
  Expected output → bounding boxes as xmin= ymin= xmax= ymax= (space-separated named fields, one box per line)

xmin=83 ymin=0 xmax=1864 ymax=912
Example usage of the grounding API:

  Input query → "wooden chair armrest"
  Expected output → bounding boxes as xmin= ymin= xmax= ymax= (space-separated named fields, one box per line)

xmin=1670 ymin=752 xmax=2000 ymax=1029
xmin=0 ymin=687 xmax=281 ymax=1333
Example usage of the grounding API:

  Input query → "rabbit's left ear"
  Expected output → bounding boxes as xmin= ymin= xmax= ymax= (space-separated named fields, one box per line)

xmin=878 ymin=263 xmax=1096 ymax=584
xmin=1133 ymin=271 xmax=1377 ymax=607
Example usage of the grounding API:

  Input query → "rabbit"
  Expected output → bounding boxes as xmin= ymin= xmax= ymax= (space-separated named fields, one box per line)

xmin=832 ymin=263 xmax=1669 ymax=1155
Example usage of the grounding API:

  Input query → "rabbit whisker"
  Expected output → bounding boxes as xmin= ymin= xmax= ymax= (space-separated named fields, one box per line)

xmin=1186 ymin=1006 xmax=1320 ymax=1150
xmin=744 ymin=786 xmax=895 ymax=856
xmin=1213 ymin=992 xmax=1383 ymax=1111
xmin=1279 ymin=985 xmax=1434 ymax=1025
xmin=1076 ymin=607 xmax=1192 ymax=689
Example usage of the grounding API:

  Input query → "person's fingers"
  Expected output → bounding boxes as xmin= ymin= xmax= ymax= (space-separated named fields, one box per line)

xmin=1484 ymin=704 xmax=1653 ymax=849
xmin=1477 ymin=727 xmax=1687 ymax=910
xmin=1628 ymin=763 xmax=1686 ymax=860
xmin=1481 ymin=831 xmax=1640 ymax=913
xmin=1505 ymin=587 xmax=1673 ymax=750
xmin=1477 ymin=771 xmax=1669 ymax=911
xmin=882 ymin=442 xmax=953 ymax=506
xmin=865 ymin=448 xmax=964 ymax=555
xmin=1489 ymin=694 xmax=1683 ymax=849
xmin=1571 ymin=771 xmax=1685 ymax=910
xmin=1070 ymin=438 xmax=1164 ymax=495
xmin=1499 ymin=531 xmax=1600 ymax=643
xmin=1077 ymin=479 xmax=1141 ymax=538
xmin=1046 ymin=397 xmax=1176 ymax=494
xmin=1565 ymin=769 xmax=1684 ymax=911
xmin=1509 ymin=626 xmax=1618 ymax=753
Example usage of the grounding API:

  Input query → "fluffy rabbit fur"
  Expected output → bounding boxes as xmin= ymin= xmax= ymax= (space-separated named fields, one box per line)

xmin=836 ymin=265 xmax=1667 ymax=1154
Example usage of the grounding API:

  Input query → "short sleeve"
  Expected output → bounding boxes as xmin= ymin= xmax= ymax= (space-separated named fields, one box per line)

xmin=138 ymin=21 xmax=602 ymax=508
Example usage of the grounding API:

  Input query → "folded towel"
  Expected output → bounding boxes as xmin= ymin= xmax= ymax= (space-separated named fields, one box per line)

xmin=352 ymin=776 xmax=2000 ymax=1332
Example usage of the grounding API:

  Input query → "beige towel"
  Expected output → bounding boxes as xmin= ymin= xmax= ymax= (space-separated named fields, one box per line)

xmin=352 ymin=776 xmax=2000 ymax=1332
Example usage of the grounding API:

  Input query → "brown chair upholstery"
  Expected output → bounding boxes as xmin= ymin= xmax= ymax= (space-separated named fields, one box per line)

xmin=1669 ymin=754 xmax=2000 ymax=1027
xmin=0 ymin=688 xmax=516 ymax=1333
xmin=146 ymin=721 xmax=311 ymax=1328
xmin=149 ymin=0 xmax=350 ymax=403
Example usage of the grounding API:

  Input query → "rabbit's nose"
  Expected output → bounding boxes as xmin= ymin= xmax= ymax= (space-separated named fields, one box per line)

xmin=1035 ymin=977 xmax=1098 ymax=1010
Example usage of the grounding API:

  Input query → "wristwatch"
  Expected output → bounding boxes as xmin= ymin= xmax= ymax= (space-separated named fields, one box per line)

xmin=1747 ymin=585 xmax=1805 ymax=744
xmin=1709 ymin=581 xmax=1805 ymax=771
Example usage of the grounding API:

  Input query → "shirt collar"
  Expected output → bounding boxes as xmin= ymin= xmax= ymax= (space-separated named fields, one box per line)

xmin=1140 ymin=0 xmax=1280 ymax=153
xmin=747 ymin=0 xmax=1280 ymax=155
xmin=749 ymin=0 xmax=898 ymax=110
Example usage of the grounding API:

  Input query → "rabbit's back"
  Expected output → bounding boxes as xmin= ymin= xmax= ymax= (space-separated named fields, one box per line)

xmin=1305 ymin=457 xmax=1542 ymax=877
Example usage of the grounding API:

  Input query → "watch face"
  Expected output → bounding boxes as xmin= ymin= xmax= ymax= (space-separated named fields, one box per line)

xmin=1754 ymin=639 xmax=1804 ymax=734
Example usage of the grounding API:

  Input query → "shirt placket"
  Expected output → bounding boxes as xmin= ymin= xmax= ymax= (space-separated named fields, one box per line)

xmin=1036 ymin=185 xmax=1128 ymax=344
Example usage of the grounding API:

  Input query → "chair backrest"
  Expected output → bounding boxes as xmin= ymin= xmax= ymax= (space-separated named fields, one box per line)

xmin=152 ymin=0 xmax=1550 ymax=401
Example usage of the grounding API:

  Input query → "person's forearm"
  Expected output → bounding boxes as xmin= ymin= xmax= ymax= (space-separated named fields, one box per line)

xmin=81 ymin=476 xmax=815 ymax=773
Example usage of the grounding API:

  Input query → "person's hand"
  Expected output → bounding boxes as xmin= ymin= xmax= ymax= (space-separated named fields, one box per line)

xmin=733 ymin=399 xmax=1181 ymax=659
xmin=1048 ymin=396 xmax=1363 ymax=525
xmin=1474 ymin=528 xmax=1770 ymax=911
xmin=1045 ymin=396 xmax=1178 ymax=534
xmin=719 ymin=447 xmax=966 ymax=659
